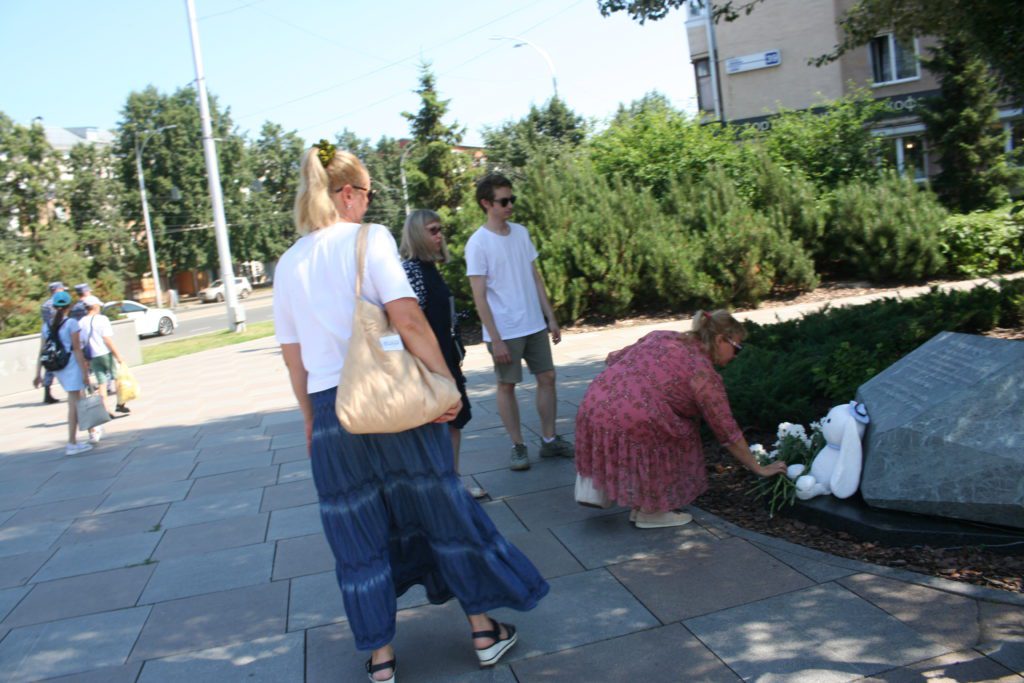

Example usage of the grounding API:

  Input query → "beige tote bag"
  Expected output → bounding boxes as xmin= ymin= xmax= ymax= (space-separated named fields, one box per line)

xmin=335 ymin=224 xmax=461 ymax=434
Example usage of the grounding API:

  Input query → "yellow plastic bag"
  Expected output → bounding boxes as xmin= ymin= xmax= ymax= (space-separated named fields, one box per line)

xmin=117 ymin=362 xmax=141 ymax=404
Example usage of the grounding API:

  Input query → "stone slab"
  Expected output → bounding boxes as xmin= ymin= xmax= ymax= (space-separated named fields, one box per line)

xmin=504 ymin=529 xmax=584 ymax=579
xmin=35 ymin=662 xmax=142 ymax=683
xmin=685 ymin=582 xmax=950 ymax=682
xmin=0 ymin=550 xmax=53 ymax=588
xmin=191 ymin=451 xmax=273 ymax=478
xmin=57 ymin=504 xmax=167 ymax=546
xmin=33 ymin=530 xmax=160 ymax=582
xmin=139 ymin=542 xmax=275 ymax=604
xmin=0 ymin=584 xmax=29 ymax=621
xmin=978 ymin=601 xmax=1024 ymax=674
xmin=93 ymin=480 xmax=192 ymax=515
xmin=23 ymin=477 xmax=116 ymax=507
xmin=160 ymin=488 xmax=263 ymax=529
xmin=478 ymin=500 xmax=528 ymax=536
xmin=152 ymin=513 xmax=269 ymax=561
xmin=272 ymin=533 xmax=334 ymax=580
xmin=271 ymin=445 xmax=307 ymax=464
xmin=266 ymin=502 xmax=322 ymax=541
xmin=3 ymin=494 xmax=106 ymax=526
xmin=839 ymin=573 xmax=981 ymax=650
xmin=0 ymin=606 xmax=150 ymax=683
xmin=259 ymin=478 xmax=318 ymax=512
xmin=472 ymin=457 xmax=577 ymax=499
xmin=129 ymin=581 xmax=289 ymax=662
xmin=551 ymin=510 xmax=717 ymax=569
xmin=504 ymin=485 xmax=623 ymax=532
xmin=0 ymin=520 xmax=71 ymax=558
xmin=751 ymin=541 xmax=858 ymax=583
xmin=2 ymin=564 xmax=154 ymax=628
xmin=187 ymin=466 xmax=278 ymax=499
xmin=863 ymin=649 xmax=1021 ymax=682
xmin=287 ymin=571 xmax=431 ymax=633
xmin=858 ymin=332 xmax=1024 ymax=528
xmin=137 ymin=632 xmax=305 ymax=683
xmin=277 ymin=459 xmax=312 ymax=483
xmin=609 ymin=536 xmax=814 ymax=622
xmin=511 ymin=622 xmax=741 ymax=682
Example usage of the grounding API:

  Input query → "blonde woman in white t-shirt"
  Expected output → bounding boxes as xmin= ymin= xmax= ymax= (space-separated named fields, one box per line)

xmin=273 ymin=142 xmax=548 ymax=683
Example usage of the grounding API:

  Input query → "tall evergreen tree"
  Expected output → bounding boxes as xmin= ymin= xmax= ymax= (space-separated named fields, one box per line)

xmin=482 ymin=97 xmax=588 ymax=175
xmin=401 ymin=64 xmax=470 ymax=213
xmin=921 ymin=39 xmax=1015 ymax=212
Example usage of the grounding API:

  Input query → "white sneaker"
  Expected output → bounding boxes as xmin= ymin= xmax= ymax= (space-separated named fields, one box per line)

xmin=466 ymin=486 xmax=488 ymax=499
xmin=66 ymin=442 xmax=93 ymax=456
xmin=634 ymin=511 xmax=693 ymax=529
xmin=88 ymin=426 xmax=103 ymax=444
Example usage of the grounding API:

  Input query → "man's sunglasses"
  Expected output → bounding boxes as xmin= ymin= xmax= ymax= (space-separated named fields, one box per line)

xmin=490 ymin=195 xmax=516 ymax=207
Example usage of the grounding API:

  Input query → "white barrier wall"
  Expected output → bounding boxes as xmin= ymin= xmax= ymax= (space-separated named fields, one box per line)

xmin=0 ymin=319 xmax=142 ymax=397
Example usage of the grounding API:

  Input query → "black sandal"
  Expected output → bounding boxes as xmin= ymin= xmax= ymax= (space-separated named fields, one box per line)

xmin=365 ymin=656 xmax=396 ymax=683
xmin=472 ymin=617 xmax=518 ymax=667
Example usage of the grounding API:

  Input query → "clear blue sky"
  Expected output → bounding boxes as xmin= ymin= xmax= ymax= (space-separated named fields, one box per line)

xmin=0 ymin=0 xmax=696 ymax=147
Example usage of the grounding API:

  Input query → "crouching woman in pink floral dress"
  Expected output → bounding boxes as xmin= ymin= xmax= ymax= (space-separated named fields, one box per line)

xmin=575 ymin=310 xmax=787 ymax=528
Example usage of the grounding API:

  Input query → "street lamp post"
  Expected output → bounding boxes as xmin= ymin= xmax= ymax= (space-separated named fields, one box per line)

xmin=491 ymin=35 xmax=559 ymax=100
xmin=133 ymin=124 xmax=177 ymax=309
xmin=399 ymin=141 xmax=415 ymax=216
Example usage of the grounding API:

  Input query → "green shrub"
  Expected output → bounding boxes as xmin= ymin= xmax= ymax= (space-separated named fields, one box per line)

xmin=827 ymin=170 xmax=947 ymax=280
xmin=722 ymin=279 xmax=1024 ymax=431
xmin=938 ymin=207 xmax=1024 ymax=277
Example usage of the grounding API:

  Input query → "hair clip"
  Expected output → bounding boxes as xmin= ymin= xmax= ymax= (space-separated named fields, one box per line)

xmin=316 ymin=139 xmax=336 ymax=167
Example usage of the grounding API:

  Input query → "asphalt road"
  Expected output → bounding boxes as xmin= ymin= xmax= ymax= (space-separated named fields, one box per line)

xmin=138 ymin=288 xmax=275 ymax=346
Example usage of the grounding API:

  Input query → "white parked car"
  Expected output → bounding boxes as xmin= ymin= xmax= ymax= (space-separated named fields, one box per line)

xmin=199 ymin=277 xmax=252 ymax=303
xmin=102 ymin=300 xmax=178 ymax=337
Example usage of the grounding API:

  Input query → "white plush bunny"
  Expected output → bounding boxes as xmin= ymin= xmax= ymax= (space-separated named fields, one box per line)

xmin=786 ymin=401 xmax=870 ymax=500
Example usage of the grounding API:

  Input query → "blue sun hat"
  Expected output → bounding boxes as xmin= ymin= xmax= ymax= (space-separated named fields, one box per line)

xmin=52 ymin=291 xmax=72 ymax=308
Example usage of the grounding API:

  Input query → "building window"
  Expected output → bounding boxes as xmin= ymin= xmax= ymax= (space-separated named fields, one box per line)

xmin=1006 ymin=120 xmax=1023 ymax=162
xmin=869 ymin=34 xmax=919 ymax=85
xmin=694 ymin=58 xmax=713 ymax=113
xmin=883 ymin=135 xmax=928 ymax=180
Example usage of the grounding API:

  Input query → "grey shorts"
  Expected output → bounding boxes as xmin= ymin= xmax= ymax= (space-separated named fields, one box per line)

xmin=486 ymin=329 xmax=554 ymax=384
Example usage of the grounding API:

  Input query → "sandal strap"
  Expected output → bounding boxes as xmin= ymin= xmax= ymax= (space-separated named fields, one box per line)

xmin=472 ymin=616 xmax=508 ymax=641
xmin=365 ymin=657 xmax=396 ymax=674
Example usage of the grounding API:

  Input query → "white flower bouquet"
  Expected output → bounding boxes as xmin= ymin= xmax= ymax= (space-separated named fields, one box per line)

xmin=748 ymin=421 xmax=825 ymax=517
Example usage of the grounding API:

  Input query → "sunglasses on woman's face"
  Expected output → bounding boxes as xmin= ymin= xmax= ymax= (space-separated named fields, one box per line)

xmin=726 ymin=338 xmax=743 ymax=354
xmin=351 ymin=185 xmax=376 ymax=204
xmin=491 ymin=195 xmax=516 ymax=207
xmin=426 ymin=224 xmax=443 ymax=236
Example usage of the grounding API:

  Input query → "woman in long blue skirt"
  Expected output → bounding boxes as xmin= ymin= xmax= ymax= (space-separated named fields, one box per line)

xmin=274 ymin=142 xmax=549 ymax=683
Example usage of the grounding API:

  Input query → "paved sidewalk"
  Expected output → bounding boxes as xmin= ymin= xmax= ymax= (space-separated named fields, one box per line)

xmin=0 ymin=280 xmax=1022 ymax=682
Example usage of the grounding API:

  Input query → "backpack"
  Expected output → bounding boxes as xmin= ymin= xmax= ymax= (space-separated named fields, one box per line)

xmin=40 ymin=319 xmax=71 ymax=372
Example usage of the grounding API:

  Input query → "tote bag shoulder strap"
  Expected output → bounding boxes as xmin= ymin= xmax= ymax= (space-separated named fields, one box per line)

xmin=353 ymin=223 xmax=371 ymax=300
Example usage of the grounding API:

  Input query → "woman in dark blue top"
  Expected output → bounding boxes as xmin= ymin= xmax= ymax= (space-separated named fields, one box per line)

xmin=401 ymin=210 xmax=486 ymax=499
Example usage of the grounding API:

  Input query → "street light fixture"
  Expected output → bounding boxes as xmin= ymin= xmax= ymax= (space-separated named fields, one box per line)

xmin=133 ymin=124 xmax=177 ymax=309
xmin=490 ymin=35 xmax=559 ymax=100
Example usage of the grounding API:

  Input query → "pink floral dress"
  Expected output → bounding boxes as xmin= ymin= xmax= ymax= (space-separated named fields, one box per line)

xmin=575 ymin=331 xmax=744 ymax=512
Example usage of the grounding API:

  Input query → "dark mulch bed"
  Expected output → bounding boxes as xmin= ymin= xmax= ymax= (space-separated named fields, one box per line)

xmin=696 ymin=438 xmax=1024 ymax=594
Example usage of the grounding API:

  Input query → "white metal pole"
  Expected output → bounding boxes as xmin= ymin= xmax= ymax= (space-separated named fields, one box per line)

xmin=134 ymin=137 xmax=164 ymax=309
xmin=399 ymin=141 xmax=415 ymax=216
xmin=703 ymin=2 xmax=723 ymax=122
xmin=185 ymin=0 xmax=245 ymax=332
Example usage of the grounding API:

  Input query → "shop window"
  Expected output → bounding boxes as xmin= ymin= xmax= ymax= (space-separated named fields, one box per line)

xmin=870 ymin=34 xmax=919 ymax=84
xmin=883 ymin=135 xmax=928 ymax=181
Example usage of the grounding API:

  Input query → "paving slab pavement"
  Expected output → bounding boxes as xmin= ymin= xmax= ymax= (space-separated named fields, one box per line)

xmin=1 ymin=276 xmax=1022 ymax=681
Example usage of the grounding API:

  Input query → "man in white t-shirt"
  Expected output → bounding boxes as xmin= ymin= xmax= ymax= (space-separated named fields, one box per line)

xmin=465 ymin=173 xmax=574 ymax=472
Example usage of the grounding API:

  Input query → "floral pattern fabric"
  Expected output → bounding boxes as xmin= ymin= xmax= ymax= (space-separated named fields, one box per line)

xmin=575 ymin=331 xmax=744 ymax=512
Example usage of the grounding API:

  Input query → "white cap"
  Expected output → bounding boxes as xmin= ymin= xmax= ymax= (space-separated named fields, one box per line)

xmin=82 ymin=295 xmax=103 ymax=308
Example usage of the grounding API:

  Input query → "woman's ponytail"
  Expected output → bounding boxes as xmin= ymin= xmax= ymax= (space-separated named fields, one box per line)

xmin=293 ymin=146 xmax=339 ymax=235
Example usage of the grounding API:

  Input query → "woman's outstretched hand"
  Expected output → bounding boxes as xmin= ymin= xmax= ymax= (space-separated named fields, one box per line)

xmin=755 ymin=461 xmax=789 ymax=477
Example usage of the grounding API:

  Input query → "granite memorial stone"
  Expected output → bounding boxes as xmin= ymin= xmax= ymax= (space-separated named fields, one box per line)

xmin=856 ymin=331 xmax=1024 ymax=529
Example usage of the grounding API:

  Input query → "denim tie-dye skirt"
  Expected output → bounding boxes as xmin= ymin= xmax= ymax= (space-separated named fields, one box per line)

xmin=309 ymin=387 xmax=549 ymax=650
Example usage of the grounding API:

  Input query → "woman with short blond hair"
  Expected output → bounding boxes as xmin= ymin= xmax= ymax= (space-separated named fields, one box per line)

xmin=274 ymin=143 xmax=547 ymax=682
xmin=575 ymin=310 xmax=788 ymax=528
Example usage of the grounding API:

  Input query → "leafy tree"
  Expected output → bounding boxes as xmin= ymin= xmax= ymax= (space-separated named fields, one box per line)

xmin=113 ymin=86 xmax=248 ymax=276
xmin=401 ymin=63 xmax=471 ymax=213
xmin=921 ymin=39 xmax=1016 ymax=213
xmin=64 ymin=142 xmax=135 ymax=299
xmin=0 ymin=239 xmax=43 ymax=338
xmin=0 ymin=115 xmax=61 ymax=245
xmin=334 ymin=130 xmax=406 ymax=233
xmin=744 ymin=91 xmax=888 ymax=191
xmin=482 ymin=97 xmax=588 ymax=175
xmin=233 ymin=122 xmax=305 ymax=264
xmin=589 ymin=92 xmax=740 ymax=198
xmin=597 ymin=0 xmax=765 ymax=24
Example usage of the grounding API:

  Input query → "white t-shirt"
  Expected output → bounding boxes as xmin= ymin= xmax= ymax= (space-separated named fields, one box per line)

xmin=78 ymin=314 xmax=113 ymax=358
xmin=464 ymin=222 xmax=546 ymax=342
xmin=273 ymin=222 xmax=415 ymax=393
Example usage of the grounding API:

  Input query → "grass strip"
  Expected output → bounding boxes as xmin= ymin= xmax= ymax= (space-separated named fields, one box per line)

xmin=142 ymin=320 xmax=275 ymax=364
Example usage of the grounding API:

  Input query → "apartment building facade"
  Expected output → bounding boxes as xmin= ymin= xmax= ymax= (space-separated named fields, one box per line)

xmin=686 ymin=0 xmax=1023 ymax=180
